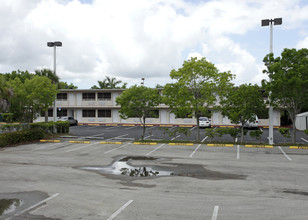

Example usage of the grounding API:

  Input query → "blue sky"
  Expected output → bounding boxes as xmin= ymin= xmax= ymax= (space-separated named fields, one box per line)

xmin=0 ymin=0 xmax=308 ymax=88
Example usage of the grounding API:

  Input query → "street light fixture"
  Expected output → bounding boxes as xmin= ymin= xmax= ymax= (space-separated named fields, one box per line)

xmin=261 ymin=18 xmax=282 ymax=145
xmin=47 ymin=41 xmax=62 ymax=122
xmin=141 ymin=77 xmax=145 ymax=86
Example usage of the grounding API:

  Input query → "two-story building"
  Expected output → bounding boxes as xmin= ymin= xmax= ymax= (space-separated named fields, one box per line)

xmin=35 ymin=89 xmax=281 ymax=127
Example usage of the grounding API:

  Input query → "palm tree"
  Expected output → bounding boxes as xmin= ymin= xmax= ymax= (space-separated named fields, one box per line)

xmin=91 ymin=76 xmax=126 ymax=89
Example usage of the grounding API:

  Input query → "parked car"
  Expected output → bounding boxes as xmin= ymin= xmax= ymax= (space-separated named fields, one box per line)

xmin=244 ymin=115 xmax=259 ymax=128
xmin=199 ymin=117 xmax=211 ymax=128
xmin=58 ymin=116 xmax=78 ymax=125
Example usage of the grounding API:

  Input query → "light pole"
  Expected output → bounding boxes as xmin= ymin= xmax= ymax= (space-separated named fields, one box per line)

xmin=47 ymin=41 xmax=62 ymax=122
xmin=261 ymin=18 xmax=282 ymax=145
xmin=141 ymin=77 xmax=145 ymax=86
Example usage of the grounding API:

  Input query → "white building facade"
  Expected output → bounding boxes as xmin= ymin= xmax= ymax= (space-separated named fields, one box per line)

xmin=35 ymin=89 xmax=281 ymax=127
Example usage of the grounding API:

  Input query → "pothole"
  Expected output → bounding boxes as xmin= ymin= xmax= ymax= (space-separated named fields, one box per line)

xmin=77 ymin=156 xmax=247 ymax=180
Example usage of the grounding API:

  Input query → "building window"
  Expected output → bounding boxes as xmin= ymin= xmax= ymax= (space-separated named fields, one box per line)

xmin=82 ymin=109 xmax=96 ymax=117
xmin=146 ymin=109 xmax=159 ymax=118
xmin=82 ymin=93 xmax=95 ymax=101
xmin=98 ymin=109 xmax=111 ymax=117
xmin=98 ymin=93 xmax=111 ymax=101
xmin=57 ymin=93 xmax=67 ymax=100
xmin=41 ymin=109 xmax=53 ymax=117
xmin=57 ymin=109 xmax=67 ymax=117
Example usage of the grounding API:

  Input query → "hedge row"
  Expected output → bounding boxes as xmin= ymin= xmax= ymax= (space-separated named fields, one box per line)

xmin=0 ymin=121 xmax=70 ymax=148
xmin=0 ymin=129 xmax=45 ymax=147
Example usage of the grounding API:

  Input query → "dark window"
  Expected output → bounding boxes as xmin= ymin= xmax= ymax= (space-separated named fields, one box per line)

xmin=57 ymin=93 xmax=67 ymax=100
xmin=82 ymin=109 xmax=96 ymax=117
xmin=82 ymin=93 xmax=95 ymax=101
xmin=41 ymin=109 xmax=53 ymax=117
xmin=146 ymin=110 xmax=159 ymax=118
xmin=57 ymin=109 xmax=67 ymax=117
xmin=98 ymin=93 xmax=111 ymax=101
xmin=98 ymin=109 xmax=111 ymax=117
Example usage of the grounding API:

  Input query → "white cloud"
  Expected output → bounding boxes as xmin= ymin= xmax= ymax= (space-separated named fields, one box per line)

xmin=0 ymin=0 xmax=308 ymax=88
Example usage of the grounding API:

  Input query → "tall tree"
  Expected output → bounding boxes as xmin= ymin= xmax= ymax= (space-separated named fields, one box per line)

xmin=0 ymin=75 xmax=13 ymax=112
xmin=163 ymin=57 xmax=234 ymax=142
xmin=91 ymin=76 xmax=127 ymax=89
xmin=221 ymin=84 xmax=266 ymax=143
xmin=35 ymin=69 xmax=59 ymax=122
xmin=8 ymin=76 xmax=58 ymax=122
xmin=58 ymin=81 xmax=78 ymax=89
xmin=116 ymin=85 xmax=161 ymax=140
xmin=263 ymin=48 xmax=308 ymax=143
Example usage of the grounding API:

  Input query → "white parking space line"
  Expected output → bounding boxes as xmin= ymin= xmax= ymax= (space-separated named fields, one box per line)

xmin=144 ymin=135 xmax=153 ymax=139
xmin=106 ymin=134 xmax=128 ymax=141
xmin=278 ymin=146 xmax=292 ymax=161
xmin=301 ymin=138 xmax=308 ymax=143
xmin=92 ymin=133 xmax=104 ymax=137
xmin=125 ymin=126 xmax=137 ymax=130
xmin=237 ymin=145 xmax=240 ymax=160
xmin=171 ymin=135 xmax=180 ymax=141
xmin=65 ymin=142 xmax=100 ymax=153
xmin=104 ymin=143 xmax=130 ymax=154
xmin=5 ymin=193 xmax=59 ymax=220
xmin=145 ymin=144 xmax=165 ymax=156
xmin=31 ymin=142 xmax=64 ymax=151
xmin=106 ymin=200 xmax=133 ymax=220
xmin=201 ymin=136 xmax=208 ymax=142
xmin=189 ymin=144 xmax=201 ymax=158
xmin=190 ymin=127 xmax=196 ymax=131
xmin=211 ymin=205 xmax=219 ymax=220
xmin=105 ymin=126 xmax=115 ymax=130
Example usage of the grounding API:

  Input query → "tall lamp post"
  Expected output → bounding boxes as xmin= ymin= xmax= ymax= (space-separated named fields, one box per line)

xmin=47 ymin=41 xmax=62 ymax=122
xmin=261 ymin=18 xmax=282 ymax=145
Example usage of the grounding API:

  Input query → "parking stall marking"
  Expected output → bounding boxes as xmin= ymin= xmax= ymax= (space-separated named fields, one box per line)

xmin=211 ymin=205 xmax=219 ymax=220
xmin=237 ymin=145 xmax=240 ymax=159
xmin=201 ymin=136 xmax=208 ymax=142
xmin=189 ymin=144 xmax=201 ymax=158
xmin=104 ymin=143 xmax=130 ymax=154
xmin=65 ymin=142 xmax=100 ymax=153
xmin=5 ymin=193 xmax=59 ymax=220
xmin=301 ymin=138 xmax=308 ymax=143
xmin=31 ymin=142 xmax=66 ymax=151
xmin=278 ymin=146 xmax=292 ymax=161
xmin=145 ymin=143 xmax=166 ymax=156
xmin=106 ymin=200 xmax=133 ymax=220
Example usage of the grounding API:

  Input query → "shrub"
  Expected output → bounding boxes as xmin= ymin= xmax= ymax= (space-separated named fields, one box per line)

xmin=0 ymin=129 xmax=45 ymax=148
xmin=225 ymin=128 xmax=241 ymax=142
xmin=1 ymin=113 xmax=14 ymax=123
xmin=55 ymin=121 xmax=70 ymax=133
xmin=204 ymin=128 xmax=216 ymax=142
xmin=278 ymin=128 xmax=291 ymax=143
xmin=305 ymin=129 xmax=308 ymax=135
xmin=249 ymin=130 xmax=263 ymax=143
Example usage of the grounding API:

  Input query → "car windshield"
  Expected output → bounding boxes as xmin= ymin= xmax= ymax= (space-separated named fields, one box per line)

xmin=199 ymin=118 xmax=208 ymax=121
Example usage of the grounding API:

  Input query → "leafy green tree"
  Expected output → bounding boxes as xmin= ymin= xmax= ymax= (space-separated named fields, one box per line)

xmin=35 ymin=69 xmax=59 ymax=84
xmin=163 ymin=57 xmax=234 ymax=142
xmin=116 ymin=85 xmax=161 ymax=140
xmin=35 ymin=69 xmax=59 ymax=122
xmin=0 ymin=75 xmax=13 ymax=112
xmin=58 ymin=81 xmax=78 ymax=89
xmin=3 ymin=70 xmax=33 ymax=83
xmin=220 ymin=84 xmax=266 ymax=143
xmin=91 ymin=76 xmax=127 ymax=89
xmin=8 ymin=76 xmax=57 ymax=122
xmin=263 ymin=48 xmax=308 ymax=143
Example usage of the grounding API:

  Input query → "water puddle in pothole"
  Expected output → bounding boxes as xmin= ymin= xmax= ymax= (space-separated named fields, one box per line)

xmin=79 ymin=156 xmax=173 ymax=177
xmin=77 ymin=156 xmax=247 ymax=180
xmin=0 ymin=198 xmax=22 ymax=215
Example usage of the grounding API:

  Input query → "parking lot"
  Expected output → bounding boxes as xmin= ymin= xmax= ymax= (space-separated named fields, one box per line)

xmin=69 ymin=125 xmax=308 ymax=145
xmin=0 ymin=126 xmax=308 ymax=220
